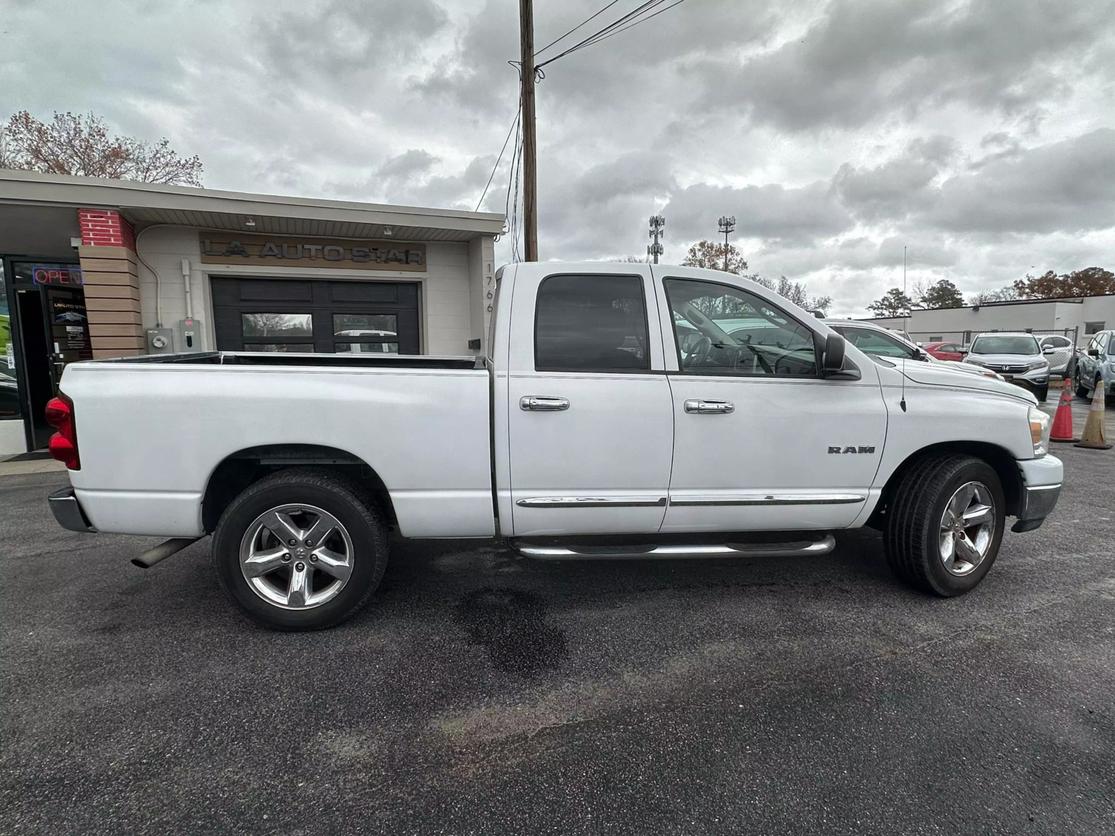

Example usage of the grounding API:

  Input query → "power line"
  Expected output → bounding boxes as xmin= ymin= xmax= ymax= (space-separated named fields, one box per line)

xmin=474 ymin=101 xmax=522 ymax=212
xmin=534 ymin=0 xmax=621 ymax=57
xmin=570 ymin=0 xmax=686 ymax=53
xmin=536 ymin=0 xmax=663 ymax=69
xmin=536 ymin=0 xmax=685 ymax=70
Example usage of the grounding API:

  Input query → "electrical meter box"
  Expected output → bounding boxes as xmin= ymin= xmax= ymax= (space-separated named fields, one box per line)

xmin=178 ymin=318 xmax=203 ymax=352
xmin=146 ymin=327 xmax=175 ymax=355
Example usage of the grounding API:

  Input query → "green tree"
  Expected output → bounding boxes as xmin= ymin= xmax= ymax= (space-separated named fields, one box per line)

xmin=0 ymin=110 xmax=203 ymax=186
xmin=1012 ymin=267 xmax=1115 ymax=299
xmin=682 ymin=240 xmax=749 ymax=273
xmin=867 ymin=288 xmax=915 ymax=317
xmin=916 ymin=279 xmax=964 ymax=309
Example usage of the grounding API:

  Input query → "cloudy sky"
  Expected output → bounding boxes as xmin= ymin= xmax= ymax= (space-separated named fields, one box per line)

xmin=2 ymin=0 xmax=1114 ymax=314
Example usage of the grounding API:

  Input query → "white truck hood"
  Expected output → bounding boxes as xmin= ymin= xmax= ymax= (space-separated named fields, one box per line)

xmin=899 ymin=359 xmax=1038 ymax=404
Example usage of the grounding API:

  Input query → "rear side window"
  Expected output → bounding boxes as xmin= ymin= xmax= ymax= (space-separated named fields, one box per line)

xmin=534 ymin=274 xmax=649 ymax=372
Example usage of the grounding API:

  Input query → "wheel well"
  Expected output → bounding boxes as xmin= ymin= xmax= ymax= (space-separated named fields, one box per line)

xmin=873 ymin=442 xmax=1023 ymax=524
xmin=201 ymin=444 xmax=396 ymax=533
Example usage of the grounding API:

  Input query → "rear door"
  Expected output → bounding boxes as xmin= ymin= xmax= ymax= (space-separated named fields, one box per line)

xmin=651 ymin=268 xmax=887 ymax=532
xmin=505 ymin=269 xmax=674 ymax=536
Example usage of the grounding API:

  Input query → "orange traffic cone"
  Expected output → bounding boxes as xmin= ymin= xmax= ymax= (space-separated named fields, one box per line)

xmin=1075 ymin=380 xmax=1112 ymax=450
xmin=1050 ymin=382 xmax=1079 ymax=443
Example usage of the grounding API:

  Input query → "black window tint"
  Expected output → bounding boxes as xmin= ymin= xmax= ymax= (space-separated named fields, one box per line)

xmin=535 ymin=274 xmax=649 ymax=372
xmin=664 ymin=278 xmax=818 ymax=377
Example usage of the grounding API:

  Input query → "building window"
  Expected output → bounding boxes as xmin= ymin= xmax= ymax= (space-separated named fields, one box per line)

xmin=1085 ymin=321 xmax=1105 ymax=335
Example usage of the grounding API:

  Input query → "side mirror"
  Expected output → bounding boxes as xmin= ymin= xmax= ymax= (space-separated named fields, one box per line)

xmin=823 ymin=333 xmax=845 ymax=373
xmin=821 ymin=333 xmax=859 ymax=379
xmin=1042 ymin=346 xmax=1055 ymax=355
xmin=1088 ymin=348 xmax=1100 ymax=357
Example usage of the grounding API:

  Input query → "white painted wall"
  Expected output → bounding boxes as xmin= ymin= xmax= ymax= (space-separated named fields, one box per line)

xmin=861 ymin=295 xmax=1115 ymax=346
xmin=134 ymin=227 xmax=488 ymax=356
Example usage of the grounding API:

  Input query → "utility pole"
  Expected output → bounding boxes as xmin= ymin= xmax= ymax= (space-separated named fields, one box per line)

xmin=519 ymin=0 xmax=538 ymax=261
xmin=647 ymin=214 xmax=665 ymax=264
xmin=717 ymin=215 xmax=736 ymax=271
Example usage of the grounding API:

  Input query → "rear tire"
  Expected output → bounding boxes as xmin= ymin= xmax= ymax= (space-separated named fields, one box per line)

xmin=884 ymin=454 xmax=1005 ymax=597
xmin=212 ymin=469 xmax=388 ymax=630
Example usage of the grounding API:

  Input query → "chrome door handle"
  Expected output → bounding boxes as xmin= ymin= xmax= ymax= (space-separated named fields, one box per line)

xmin=520 ymin=395 xmax=570 ymax=411
xmin=684 ymin=399 xmax=735 ymax=415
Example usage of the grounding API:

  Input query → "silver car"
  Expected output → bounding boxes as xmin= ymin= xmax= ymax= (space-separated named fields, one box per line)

xmin=1073 ymin=329 xmax=1115 ymax=401
xmin=1037 ymin=334 xmax=1075 ymax=376
xmin=964 ymin=333 xmax=1052 ymax=401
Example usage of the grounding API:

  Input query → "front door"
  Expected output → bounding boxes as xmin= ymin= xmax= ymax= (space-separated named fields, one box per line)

xmin=652 ymin=269 xmax=888 ymax=533
xmin=505 ymin=270 xmax=674 ymax=537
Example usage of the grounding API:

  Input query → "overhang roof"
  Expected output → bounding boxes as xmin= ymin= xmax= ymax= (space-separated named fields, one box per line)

xmin=0 ymin=170 xmax=505 ymax=242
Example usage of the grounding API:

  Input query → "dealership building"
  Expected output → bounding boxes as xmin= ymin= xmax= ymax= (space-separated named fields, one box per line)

xmin=863 ymin=294 xmax=1115 ymax=347
xmin=0 ymin=170 xmax=504 ymax=456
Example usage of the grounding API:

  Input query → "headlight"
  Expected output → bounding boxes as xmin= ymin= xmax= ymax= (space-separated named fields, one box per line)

xmin=1029 ymin=406 xmax=1051 ymax=457
xmin=1027 ymin=359 xmax=1048 ymax=370
xmin=966 ymin=357 xmax=985 ymax=366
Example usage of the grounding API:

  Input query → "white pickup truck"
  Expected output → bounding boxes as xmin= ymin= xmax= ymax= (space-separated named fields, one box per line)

xmin=47 ymin=263 xmax=1063 ymax=629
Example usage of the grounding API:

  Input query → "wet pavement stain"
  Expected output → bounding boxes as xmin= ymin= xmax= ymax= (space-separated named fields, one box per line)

xmin=454 ymin=588 xmax=567 ymax=674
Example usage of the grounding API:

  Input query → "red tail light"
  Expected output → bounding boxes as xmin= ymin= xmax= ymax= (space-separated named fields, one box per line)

xmin=45 ymin=394 xmax=80 ymax=470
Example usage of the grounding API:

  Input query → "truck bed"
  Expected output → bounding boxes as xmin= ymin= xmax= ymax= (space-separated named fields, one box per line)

xmin=61 ymin=354 xmax=494 ymax=539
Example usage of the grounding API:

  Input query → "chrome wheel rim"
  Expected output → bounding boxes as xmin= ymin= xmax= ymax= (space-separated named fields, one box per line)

xmin=939 ymin=481 xmax=995 ymax=576
xmin=239 ymin=504 xmax=354 ymax=610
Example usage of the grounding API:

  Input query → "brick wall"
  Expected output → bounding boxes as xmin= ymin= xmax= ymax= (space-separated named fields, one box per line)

xmin=76 ymin=208 xmax=143 ymax=357
xmin=78 ymin=208 xmax=136 ymax=250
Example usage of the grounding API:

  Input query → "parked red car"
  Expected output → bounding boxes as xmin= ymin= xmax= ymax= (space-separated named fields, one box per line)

xmin=923 ymin=341 xmax=966 ymax=362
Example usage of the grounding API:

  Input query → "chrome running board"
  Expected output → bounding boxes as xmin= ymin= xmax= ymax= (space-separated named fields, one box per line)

xmin=514 ymin=534 xmax=835 ymax=561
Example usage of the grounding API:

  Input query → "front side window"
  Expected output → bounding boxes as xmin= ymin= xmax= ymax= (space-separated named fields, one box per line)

xmin=970 ymin=335 xmax=1040 ymax=356
xmin=534 ymin=274 xmax=649 ymax=372
xmin=664 ymin=278 xmax=817 ymax=377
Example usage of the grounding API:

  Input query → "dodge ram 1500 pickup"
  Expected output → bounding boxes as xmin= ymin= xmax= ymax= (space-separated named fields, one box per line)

xmin=46 ymin=263 xmax=1063 ymax=629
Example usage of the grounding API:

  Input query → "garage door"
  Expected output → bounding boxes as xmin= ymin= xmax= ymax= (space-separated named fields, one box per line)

xmin=211 ymin=277 xmax=420 ymax=354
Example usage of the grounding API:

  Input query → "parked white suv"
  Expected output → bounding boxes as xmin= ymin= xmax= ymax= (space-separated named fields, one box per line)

xmin=964 ymin=333 xmax=1052 ymax=401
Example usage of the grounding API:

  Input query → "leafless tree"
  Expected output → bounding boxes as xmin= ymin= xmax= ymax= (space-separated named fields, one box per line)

xmin=1 ymin=111 xmax=203 ymax=186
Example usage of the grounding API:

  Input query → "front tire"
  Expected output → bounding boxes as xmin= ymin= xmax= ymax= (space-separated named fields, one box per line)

xmin=1035 ymin=384 xmax=1049 ymax=403
xmin=213 ymin=469 xmax=388 ymax=630
xmin=884 ymin=454 xmax=1005 ymax=597
xmin=1076 ymin=370 xmax=1090 ymax=399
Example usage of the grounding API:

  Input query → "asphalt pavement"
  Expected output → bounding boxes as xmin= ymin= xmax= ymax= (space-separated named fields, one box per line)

xmin=2 ymin=417 xmax=1113 ymax=834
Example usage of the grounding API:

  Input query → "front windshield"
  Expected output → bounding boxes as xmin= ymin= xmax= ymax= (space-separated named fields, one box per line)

xmin=833 ymin=326 xmax=918 ymax=360
xmin=970 ymin=335 xmax=1040 ymax=355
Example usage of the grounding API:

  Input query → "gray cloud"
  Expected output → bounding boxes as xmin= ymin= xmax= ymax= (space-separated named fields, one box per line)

xmin=1 ymin=0 xmax=1114 ymax=316
xmin=925 ymin=128 xmax=1115 ymax=234
xmin=694 ymin=0 xmax=1108 ymax=132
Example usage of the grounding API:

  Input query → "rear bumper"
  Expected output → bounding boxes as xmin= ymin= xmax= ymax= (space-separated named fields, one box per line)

xmin=1011 ymin=456 xmax=1063 ymax=533
xmin=48 ymin=487 xmax=96 ymax=533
